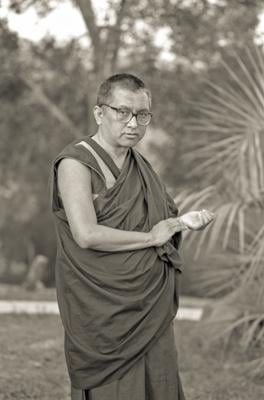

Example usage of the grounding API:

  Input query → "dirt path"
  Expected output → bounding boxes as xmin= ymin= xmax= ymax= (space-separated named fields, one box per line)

xmin=0 ymin=298 xmax=204 ymax=320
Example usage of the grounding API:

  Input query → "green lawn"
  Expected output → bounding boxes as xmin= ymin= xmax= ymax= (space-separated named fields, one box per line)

xmin=0 ymin=315 xmax=263 ymax=399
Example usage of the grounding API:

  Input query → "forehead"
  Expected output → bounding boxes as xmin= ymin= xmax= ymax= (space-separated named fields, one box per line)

xmin=110 ymin=88 xmax=150 ymax=110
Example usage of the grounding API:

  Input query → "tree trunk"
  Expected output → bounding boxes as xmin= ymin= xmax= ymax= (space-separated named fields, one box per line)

xmin=75 ymin=0 xmax=128 ymax=134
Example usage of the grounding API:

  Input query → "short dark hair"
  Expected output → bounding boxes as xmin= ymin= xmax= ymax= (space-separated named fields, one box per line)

xmin=97 ymin=73 xmax=152 ymax=107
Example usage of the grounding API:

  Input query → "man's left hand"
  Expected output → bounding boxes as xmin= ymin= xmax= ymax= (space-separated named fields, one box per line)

xmin=179 ymin=210 xmax=215 ymax=231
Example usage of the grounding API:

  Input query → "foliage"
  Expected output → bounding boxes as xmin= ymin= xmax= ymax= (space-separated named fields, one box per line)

xmin=175 ymin=46 xmax=264 ymax=377
xmin=1 ymin=0 xmax=264 ymax=379
xmin=0 ymin=26 xmax=85 ymax=278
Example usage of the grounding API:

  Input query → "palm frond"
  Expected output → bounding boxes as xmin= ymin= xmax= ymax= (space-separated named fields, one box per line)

xmin=180 ymin=47 xmax=264 ymax=374
xmin=235 ymin=356 xmax=264 ymax=379
xmin=174 ymin=186 xmax=217 ymax=213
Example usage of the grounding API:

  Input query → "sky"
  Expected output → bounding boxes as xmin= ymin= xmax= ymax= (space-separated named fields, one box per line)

xmin=0 ymin=0 xmax=175 ymax=61
xmin=0 ymin=0 xmax=91 ymax=42
xmin=0 ymin=0 xmax=264 ymax=51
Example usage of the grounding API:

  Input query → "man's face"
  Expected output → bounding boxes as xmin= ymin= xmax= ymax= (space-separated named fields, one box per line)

xmin=97 ymin=87 xmax=151 ymax=148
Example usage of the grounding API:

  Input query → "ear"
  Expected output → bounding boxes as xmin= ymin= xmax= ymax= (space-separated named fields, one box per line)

xmin=93 ymin=105 xmax=104 ymax=125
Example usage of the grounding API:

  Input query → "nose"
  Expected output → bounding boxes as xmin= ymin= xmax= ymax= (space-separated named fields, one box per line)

xmin=126 ymin=115 xmax=138 ymax=128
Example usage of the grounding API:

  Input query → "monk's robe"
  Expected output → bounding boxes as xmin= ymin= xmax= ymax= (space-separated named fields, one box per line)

xmin=49 ymin=136 xmax=183 ymax=392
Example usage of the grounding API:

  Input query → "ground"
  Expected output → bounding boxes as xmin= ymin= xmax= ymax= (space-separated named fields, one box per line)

xmin=0 ymin=284 xmax=57 ymax=301
xmin=0 ymin=313 xmax=264 ymax=400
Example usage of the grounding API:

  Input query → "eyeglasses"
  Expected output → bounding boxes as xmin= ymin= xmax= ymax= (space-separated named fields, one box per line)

xmin=100 ymin=104 xmax=152 ymax=126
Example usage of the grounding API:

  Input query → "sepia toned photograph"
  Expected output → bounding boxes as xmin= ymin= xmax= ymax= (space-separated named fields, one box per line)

xmin=0 ymin=0 xmax=264 ymax=399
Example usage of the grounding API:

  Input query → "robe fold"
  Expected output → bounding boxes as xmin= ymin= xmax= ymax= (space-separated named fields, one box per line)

xmin=50 ymin=136 xmax=183 ymax=390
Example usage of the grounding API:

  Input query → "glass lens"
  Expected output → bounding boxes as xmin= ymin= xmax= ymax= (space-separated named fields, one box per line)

xmin=115 ymin=108 xmax=152 ymax=125
xmin=116 ymin=109 xmax=131 ymax=122
xmin=137 ymin=112 xmax=151 ymax=125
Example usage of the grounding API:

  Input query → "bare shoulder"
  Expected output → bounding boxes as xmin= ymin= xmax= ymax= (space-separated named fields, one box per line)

xmin=57 ymin=158 xmax=91 ymax=189
xmin=56 ymin=158 xmax=97 ymax=243
xmin=57 ymin=157 xmax=94 ymax=203
xmin=58 ymin=158 xmax=91 ymax=180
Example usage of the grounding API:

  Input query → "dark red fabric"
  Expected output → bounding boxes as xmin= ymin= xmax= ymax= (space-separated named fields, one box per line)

xmin=50 ymin=137 xmax=183 ymax=390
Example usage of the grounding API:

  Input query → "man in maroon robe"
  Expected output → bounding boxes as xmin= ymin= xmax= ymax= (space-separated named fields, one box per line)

xmin=50 ymin=73 xmax=214 ymax=400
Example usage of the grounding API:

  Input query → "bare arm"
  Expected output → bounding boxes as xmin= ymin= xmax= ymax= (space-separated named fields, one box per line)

xmin=57 ymin=158 xmax=186 ymax=251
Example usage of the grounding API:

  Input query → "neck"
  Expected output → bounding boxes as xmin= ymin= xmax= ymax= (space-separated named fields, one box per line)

xmin=92 ymin=132 xmax=128 ymax=161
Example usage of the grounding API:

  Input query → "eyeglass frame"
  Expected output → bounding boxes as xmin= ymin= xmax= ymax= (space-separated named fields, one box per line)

xmin=99 ymin=103 xmax=153 ymax=126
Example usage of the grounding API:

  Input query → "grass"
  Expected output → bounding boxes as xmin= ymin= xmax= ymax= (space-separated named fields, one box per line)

xmin=0 ymin=315 xmax=68 ymax=400
xmin=0 ymin=315 xmax=264 ymax=399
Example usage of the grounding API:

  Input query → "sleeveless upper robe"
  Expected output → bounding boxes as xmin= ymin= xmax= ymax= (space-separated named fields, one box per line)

xmin=49 ymin=136 xmax=183 ymax=390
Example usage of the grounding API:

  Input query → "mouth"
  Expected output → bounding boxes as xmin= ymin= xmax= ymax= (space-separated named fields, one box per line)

xmin=124 ymin=133 xmax=139 ymax=137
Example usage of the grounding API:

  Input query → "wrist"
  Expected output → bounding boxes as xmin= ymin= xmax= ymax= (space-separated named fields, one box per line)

xmin=177 ymin=217 xmax=188 ymax=231
xmin=146 ymin=231 xmax=157 ymax=247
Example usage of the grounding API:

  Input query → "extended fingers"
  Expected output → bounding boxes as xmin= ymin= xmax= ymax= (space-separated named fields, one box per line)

xmin=201 ymin=209 xmax=215 ymax=220
xmin=167 ymin=211 xmax=215 ymax=232
xmin=199 ymin=210 xmax=215 ymax=226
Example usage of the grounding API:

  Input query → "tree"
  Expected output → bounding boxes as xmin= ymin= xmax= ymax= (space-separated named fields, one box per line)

xmin=6 ymin=0 xmax=264 ymax=131
xmin=1 ymin=0 xmax=264 ymax=281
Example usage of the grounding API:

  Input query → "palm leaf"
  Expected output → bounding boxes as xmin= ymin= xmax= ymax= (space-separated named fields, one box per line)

xmin=180 ymin=47 xmax=264 ymax=374
xmin=236 ymin=356 xmax=264 ymax=379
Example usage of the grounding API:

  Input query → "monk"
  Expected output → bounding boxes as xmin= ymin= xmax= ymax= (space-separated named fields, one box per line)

xmin=50 ymin=73 xmax=214 ymax=400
